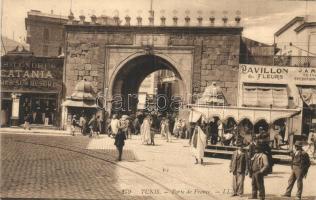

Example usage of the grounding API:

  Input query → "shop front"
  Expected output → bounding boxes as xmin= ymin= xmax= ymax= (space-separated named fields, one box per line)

xmin=0 ymin=48 xmax=63 ymax=127
xmin=238 ymin=64 xmax=316 ymax=139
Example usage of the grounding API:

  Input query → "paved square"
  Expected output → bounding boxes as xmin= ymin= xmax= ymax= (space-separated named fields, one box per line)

xmin=1 ymin=131 xmax=315 ymax=200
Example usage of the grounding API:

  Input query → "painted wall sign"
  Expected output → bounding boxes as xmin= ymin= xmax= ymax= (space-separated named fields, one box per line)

xmin=1 ymin=56 xmax=63 ymax=92
xmin=239 ymin=64 xmax=316 ymax=85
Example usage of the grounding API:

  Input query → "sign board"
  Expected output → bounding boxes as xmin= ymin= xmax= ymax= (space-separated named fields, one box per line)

xmin=11 ymin=98 xmax=20 ymax=118
xmin=135 ymin=34 xmax=169 ymax=47
xmin=239 ymin=64 xmax=316 ymax=85
xmin=1 ymin=56 xmax=64 ymax=93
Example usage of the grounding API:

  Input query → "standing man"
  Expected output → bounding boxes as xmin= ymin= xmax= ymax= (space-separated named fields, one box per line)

xmin=210 ymin=118 xmax=219 ymax=145
xmin=230 ymin=143 xmax=248 ymax=197
xmin=96 ymin=115 xmax=102 ymax=137
xmin=282 ymin=141 xmax=311 ymax=200
xmin=249 ymin=144 xmax=269 ymax=200
xmin=24 ymin=113 xmax=31 ymax=130
xmin=88 ymin=115 xmax=98 ymax=138
xmin=141 ymin=115 xmax=152 ymax=145
xmin=256 ymin=126 xmax=273 ymax=174
xmin=79 ymin=114 xmax=87 ymax=135
xmin=114 ymin=127 xmax=126 ymax=161
xmin=71 ymin=115 xmax=77 ymax=136
xmin=191 ymin=123 xmax=207 ymax=165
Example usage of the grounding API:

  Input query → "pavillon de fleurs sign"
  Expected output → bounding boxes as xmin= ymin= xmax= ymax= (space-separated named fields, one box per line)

xmin=1 ymin=57 xmax=63 ymax=92
xmin=239 ymin=64 xmax=316 ymax=85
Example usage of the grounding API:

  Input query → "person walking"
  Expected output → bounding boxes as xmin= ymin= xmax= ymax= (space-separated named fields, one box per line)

xmin=150 ymin=121 xmax=155 ymax=146
xmin=191 ymin=123 xmax=207 ymax=164
xmin=114 ymin=127 xmax=126 ymax=161
xmin=133 ymin=116 xmax=141 ymax=135
xmin=272 ymin=125 xmax=281 ymax=149
xmin=210 ymin=118 xmax=219 ymax=145
xmin=24 ymin=113 xmax=31 ymax=130
xmin=308 ymin=130 xmax=316 ymax=158
xmin=88 ymin=115 xmax=98 ymax=138
xmin=96 ymin=115 xmax=102 ymax=137
xmin=160 ymin=117 xmax=167 ymax=137
xmin=79 ymin=115 xmax=87 ymax=135
xmin=165 ymin=118 xmax=172 ymax=143
xmin=282 ymin=141 xmax=311 ymax=200
xmin=110 ymin=114 xmax=120 ymax=137
xmin=71 ymin=115 xmax=78 ymax=136
xmin=141 ymin=115 xmax=152 ymax=145
xmin=230 ymin=143 xmax=248 ymax=197
xmin=120 ymin=115 xmax=129 ymax=139
xmin=249 ymin=144 xmax=269 ymax=200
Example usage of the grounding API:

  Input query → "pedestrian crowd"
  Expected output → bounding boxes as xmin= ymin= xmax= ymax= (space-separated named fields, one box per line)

xmin=65 ymin=111 xmax=312 ymax=200
xmin=190 ymin=117 xmax=311 ymax=200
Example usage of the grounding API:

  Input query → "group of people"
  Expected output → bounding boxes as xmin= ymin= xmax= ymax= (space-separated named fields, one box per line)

xmin=189 ymin=119 xmax=311 ymax=200
xmin=70 ymin=114 xmax=102 ymax=137
xmin=230 ymin=140 xmax=311 ymax=200
xmin=70 ymin=111 xmax=313 ymax=200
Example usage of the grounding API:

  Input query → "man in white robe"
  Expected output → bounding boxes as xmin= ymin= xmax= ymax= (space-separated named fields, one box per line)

xmin=141 ymin=116 xmax=152 ymax=144
xmin=110 ymin=114 xmax=120 ymax=137
xmin=191 ymin=125 xmax=207 ymax=164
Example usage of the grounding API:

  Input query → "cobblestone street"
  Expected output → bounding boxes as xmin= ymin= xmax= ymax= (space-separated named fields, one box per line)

xmin=1 ymin=131 xmax=315 ymax=200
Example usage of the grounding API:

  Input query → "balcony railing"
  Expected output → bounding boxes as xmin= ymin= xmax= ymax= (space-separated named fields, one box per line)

xmin=240 ymin=55 xmax=316 ymax=67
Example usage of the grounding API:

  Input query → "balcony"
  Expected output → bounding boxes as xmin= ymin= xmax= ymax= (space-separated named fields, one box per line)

xmin=240 ymin=55 xmax=316 ymax=67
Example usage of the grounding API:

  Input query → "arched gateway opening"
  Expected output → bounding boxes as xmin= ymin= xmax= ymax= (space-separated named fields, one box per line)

xmin=108 ymin=54 xmax=187 ymax=114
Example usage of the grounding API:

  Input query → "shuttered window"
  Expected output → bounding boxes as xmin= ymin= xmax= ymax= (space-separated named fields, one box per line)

xmin=242 ymin=84 xmax=288 ymax=108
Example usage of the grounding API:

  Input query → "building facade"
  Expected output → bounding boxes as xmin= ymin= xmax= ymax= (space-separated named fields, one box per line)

xmin=238 ymin=64 xmax=316 ymax=138
xmin=274 ymin=16 xmax=316 ymax=67
xmin=0 ymin=47 xmax=64 ymax=127
xmin=25 ymin=10 xmax=68 ymax=57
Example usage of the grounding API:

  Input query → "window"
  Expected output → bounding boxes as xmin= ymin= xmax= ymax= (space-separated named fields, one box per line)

xmin=26 ymin=26 xmax=31 ymax=37
xmin=43 ymin=45 xmax=48 ymax=56
xmin=43 ymin=28 xmax=49 ymax=41
xmin=242 ymin=83 xmax=288 ymax=108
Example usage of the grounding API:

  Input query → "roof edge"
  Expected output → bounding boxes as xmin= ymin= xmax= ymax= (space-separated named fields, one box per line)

xmin=274 ymin=16 xmax=305 ymax=37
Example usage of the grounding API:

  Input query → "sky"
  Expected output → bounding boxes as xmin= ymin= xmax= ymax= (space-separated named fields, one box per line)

xmin=1 ymin=0 xmax=316 ymax=44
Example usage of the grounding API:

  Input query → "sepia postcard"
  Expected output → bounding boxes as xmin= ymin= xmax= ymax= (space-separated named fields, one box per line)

xmin=1 ymin=0 xmax=316 ymax=199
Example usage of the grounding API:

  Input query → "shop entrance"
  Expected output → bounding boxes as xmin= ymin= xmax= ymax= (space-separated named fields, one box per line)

xmin=302 ymin=102 xmax=316 ymax=136
xmin=19 ymin=93 xmax=58 ymax=126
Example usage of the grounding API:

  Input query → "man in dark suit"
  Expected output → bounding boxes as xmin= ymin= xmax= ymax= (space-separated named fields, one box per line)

xmin=230 ymin=143 xmax=248 ymax=197
xmin=114 ymin=129 xmax=126 ymax=161
xmin=282 ymin=141 xmax=311 ymax=200
xmin=249 ymin=144 xmax=269 ymax=200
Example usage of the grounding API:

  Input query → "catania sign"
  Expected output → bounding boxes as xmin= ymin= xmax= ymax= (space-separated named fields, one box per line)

xmin=0 ymin=58 xmax=63 ymax=91
xmin=1 ymin=70 xmax=54 ymax=79
xmin=239 ymin=64 xmax=316 ymax=85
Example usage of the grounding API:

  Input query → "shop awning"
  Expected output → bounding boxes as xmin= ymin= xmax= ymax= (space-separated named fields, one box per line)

xmin=62 ymin=99 xmax=97 ymax=108
xmin=188 ymin=104 xmax=301 ymax=124
xmin=299 ymin=87 xmax=316 ymax=106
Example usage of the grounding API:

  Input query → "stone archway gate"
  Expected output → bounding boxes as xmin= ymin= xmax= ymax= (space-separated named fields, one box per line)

xmin=63 ymin=23 xmax=242 ymax=112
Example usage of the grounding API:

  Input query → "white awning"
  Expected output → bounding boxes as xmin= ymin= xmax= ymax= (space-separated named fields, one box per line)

xmin=188 ymin=104 xmax=301 ymax=124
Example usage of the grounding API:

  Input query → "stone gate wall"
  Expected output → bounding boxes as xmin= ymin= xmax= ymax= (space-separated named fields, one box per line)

xmin=64 ymin=26 xmax=241 ymax=106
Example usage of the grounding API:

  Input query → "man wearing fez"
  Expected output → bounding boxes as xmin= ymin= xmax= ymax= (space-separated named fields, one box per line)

xmin=230 ymin=142 xmax=248 ymax=197
xmin=282 ymin=141 xmax=311 ymax=200
xmin=249 ymin=144 xmax=269 ymax=200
